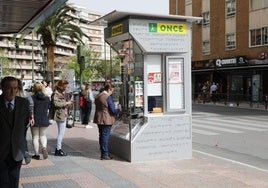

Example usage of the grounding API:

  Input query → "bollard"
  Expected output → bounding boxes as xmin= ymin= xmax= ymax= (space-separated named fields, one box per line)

xmin=73 ymin=91 xmax=80 ymax=121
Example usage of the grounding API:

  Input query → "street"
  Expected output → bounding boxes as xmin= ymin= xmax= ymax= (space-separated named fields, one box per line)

xmin=192 ymin=104 xmax=268 ymax=171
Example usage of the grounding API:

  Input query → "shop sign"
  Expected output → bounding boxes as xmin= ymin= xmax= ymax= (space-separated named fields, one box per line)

xmin=215 ymin=56 xmax=247 ymax=67
xmin=149 ymin=23 xmax=187 ymax=34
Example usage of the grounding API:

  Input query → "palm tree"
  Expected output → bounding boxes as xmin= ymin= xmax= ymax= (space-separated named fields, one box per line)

xmin=35 ymin=3 xmax=89 ymax=82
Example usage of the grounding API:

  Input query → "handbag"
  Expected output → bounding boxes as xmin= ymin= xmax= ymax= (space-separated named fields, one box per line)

xmin=66 ymin=115 xmax=74 ymax=128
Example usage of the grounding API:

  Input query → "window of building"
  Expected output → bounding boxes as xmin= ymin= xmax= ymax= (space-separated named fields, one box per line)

xmin=250 ymin=26 xmax=268 ymax=46
xmin=185 ymin=0 xmax=192 ymax=5
xmin=202 ymin=40 xmax=210 ymax=55
xmin=226 ymin=0 xmax=236 ymax=17
xmin=262 ymin=27 xmax=268 ymax=45
xmin=250 ymin=0 xmax=268 ymax=10
xmin=226 ymin=33 xmax=236 ymax=50
xmin=202 ymin=11 xmax=210 ymax=26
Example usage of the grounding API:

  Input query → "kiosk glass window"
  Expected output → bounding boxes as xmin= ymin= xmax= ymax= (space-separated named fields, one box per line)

xmin=166 ymin=57 xmax=185 ymax=111
xmin=114 ymin=39 xmax=144 ymax=115
xmin=109 ymin=37 xmax=145 ymax=140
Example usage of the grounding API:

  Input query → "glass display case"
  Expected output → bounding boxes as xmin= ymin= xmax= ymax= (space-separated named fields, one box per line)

xmin=110 ymin=37 xmax=145 ymax=140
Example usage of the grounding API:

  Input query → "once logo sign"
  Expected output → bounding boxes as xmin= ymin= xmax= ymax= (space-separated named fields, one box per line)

xmin=149 ymin=23 xmax=187 ymax=34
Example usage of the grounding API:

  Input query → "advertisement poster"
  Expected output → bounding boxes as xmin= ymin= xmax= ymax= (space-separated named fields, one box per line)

xmin=167 ymin=57 xmax=184 ymax=110
xmin=168 ymin=60 xmax=183 ymax=84
xmin=148 ymin=72 xmax=162 ymax=83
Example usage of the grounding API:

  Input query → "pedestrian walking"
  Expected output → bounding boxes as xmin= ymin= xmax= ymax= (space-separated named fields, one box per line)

xmin=50 ymin=79 xmax=73 ymax=156
xmin=93 ymin=83 xmax=120 ymax=160
xmin=79 ymin=85 xmax=86 ymax=123
xmin=17 ymin=79 xmax=34 ymax=165
xmin=0 ymin=76 xmax=30 ymax=187
xmin=210 ymin=82 xmax=218 ymax=104
xmin=30 ymin=82 xmax=50 ymax=160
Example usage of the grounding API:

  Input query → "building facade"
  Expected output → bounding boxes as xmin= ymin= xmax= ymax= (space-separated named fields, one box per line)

xmin=170 ymin=0 xmax=268 ymax=103
xmin=0 ymin=3 xmax=108 ymax=88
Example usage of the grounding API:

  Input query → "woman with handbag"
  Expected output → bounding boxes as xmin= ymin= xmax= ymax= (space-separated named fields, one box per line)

xmin=51 ymin=79 xmax=73 ymax=156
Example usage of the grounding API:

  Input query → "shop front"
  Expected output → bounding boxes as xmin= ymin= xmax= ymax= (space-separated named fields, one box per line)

xmin=192 ymin=56 xmax=268 ymax=103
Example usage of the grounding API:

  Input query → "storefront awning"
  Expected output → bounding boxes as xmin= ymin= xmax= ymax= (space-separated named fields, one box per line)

xmin=0 ymin=0 xmax=67 ymax=34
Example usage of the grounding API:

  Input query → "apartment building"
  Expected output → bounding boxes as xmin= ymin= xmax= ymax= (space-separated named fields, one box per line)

xmin=0 ymin=3 xmax=108 ymax=87
xmin=170 ymin=0 xmax=268 ymax=102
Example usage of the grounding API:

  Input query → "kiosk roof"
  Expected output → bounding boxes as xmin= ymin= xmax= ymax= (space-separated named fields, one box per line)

xmin=90 ymin=10 xmax=202 ymax=26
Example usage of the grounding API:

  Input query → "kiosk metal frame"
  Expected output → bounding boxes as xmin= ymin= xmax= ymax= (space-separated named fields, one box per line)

xmin=91 ymin=11 xmax=202 ymax=162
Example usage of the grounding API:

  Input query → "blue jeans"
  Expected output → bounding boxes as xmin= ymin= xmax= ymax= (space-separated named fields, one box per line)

xmin=56 ymin=119 xmax=66 ymax=150
xmin=97 ymin=125 xmax=112 ymax=158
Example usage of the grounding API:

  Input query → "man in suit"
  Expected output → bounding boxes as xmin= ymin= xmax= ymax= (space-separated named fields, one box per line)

xmin=0 ymin=76 xmax=30 ymax=188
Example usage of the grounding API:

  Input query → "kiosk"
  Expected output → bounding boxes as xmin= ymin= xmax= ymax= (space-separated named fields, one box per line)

xmin=92 ymin=11 xmax=202 ymax=162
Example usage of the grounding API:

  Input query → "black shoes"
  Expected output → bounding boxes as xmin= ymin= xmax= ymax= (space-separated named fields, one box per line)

xmin=55 ymin=148 xmax=67 ymax=156
xmin=32 ymin=155 xmax=40 ymax=160
xmin=24 ymin=152 xmax=31 ymax=164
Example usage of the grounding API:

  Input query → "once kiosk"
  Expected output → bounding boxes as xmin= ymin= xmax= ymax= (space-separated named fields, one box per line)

xmin=92 ymin=11 xmax=202 ymax=162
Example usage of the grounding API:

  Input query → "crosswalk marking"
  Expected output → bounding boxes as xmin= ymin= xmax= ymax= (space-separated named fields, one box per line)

xmin=219 ymin=118 xmax=268 ymax=128
xmin=192 ymin=113 xmax=268 ymax=136
xmin=193 ymin=119 xmax=267 ymax=131
xmin=192 ymin=128 xmax=219 ymax=135
xmin=193 ymin=124 xmax=243 ymax=133
xmin=207 ymin=118 xmax=268 ymax=129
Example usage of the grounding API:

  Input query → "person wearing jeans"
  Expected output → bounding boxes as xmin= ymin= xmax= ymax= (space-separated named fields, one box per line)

xmin=55 ymin=119 xmax=66 ymax=152
xmin=93 ymin=83 xmax=120 ymax=160
xmin=50 ymin=79 xmax=73 ymax=156
xmin=97 ymin=125 xmax=112 ymax=159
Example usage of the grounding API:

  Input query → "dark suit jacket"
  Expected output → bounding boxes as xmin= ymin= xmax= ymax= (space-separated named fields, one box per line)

xmin=0 ymin=95 xmax=30 ymax=163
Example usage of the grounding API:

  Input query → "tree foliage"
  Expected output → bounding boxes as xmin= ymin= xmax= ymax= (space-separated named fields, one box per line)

xmin=0 ymin=48 xmax=14 ymax=77
xmin=34 ymin=3 xmax=90 ymax=82
xmin=67 ymin=47 xmax=121 ymax=83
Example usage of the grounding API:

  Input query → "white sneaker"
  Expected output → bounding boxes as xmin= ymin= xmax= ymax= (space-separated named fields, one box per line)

xmin=85 ymin=125 xmax=93 ymax=129
xmin=49 ymin=119 xmax=54 ymax=125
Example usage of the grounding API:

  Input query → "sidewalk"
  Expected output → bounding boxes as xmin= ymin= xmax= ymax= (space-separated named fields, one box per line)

xmin=20 ymin=121 xmax=268 ymax=188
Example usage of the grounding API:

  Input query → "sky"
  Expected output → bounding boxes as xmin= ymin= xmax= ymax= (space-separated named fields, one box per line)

xmin=68 ymin=0 xmax=169 ymax=15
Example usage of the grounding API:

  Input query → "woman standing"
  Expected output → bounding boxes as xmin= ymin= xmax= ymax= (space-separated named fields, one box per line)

xmin=94 ymin=83 xmax=120 ymax=160
xmin=51 ymin=79 xmax=73 ymax=156
xmin=82 ymin=83 xmax=94 ymax=128
xmin=31 ymin=82 xmax=50 ymax=160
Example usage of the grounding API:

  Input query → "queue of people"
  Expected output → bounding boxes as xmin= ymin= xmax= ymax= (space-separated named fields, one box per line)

xmin=0 ymin=76 xmax=120 ymax=187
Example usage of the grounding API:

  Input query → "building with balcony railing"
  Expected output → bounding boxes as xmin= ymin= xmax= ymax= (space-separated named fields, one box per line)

xmin=0 ymin=3 xmax=109 ymax=87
